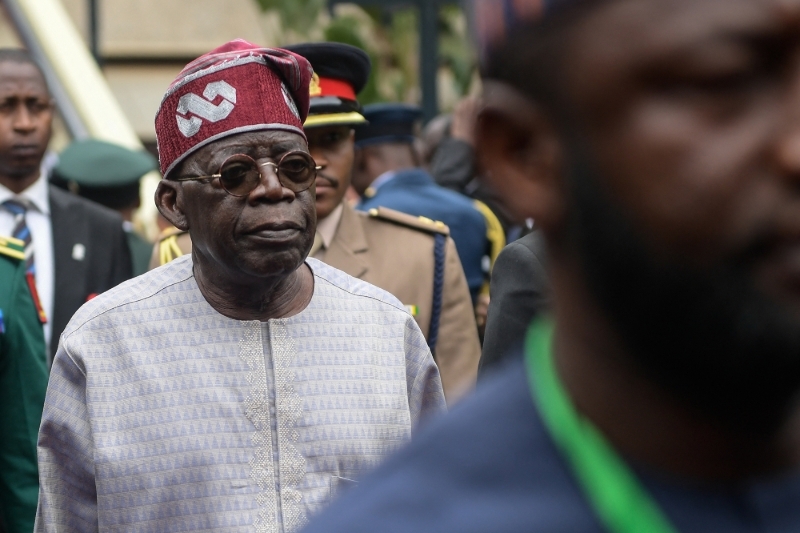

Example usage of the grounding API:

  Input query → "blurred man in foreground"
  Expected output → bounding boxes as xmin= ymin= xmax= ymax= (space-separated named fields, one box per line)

xmin=284 ymin=42 xmax=481 ymax=403
xmin=35 ymin=40 xmax=445 ymax=532
xmin=300 ymin=0 xmax=800 ymax=531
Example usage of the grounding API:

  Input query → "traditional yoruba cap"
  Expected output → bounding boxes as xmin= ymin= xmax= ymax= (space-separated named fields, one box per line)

xmin=354 ymin=103 xmax=421 ymax=147
xmin=51 ymin=139 xmax=157 ymax=210
xmin=283 ymin=42 xmax=371 ymax=129
xmin=155 ymin=39 xmax=313 ymax=179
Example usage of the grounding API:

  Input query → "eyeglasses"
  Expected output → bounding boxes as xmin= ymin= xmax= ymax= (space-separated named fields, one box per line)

xmin=172 ymin=150 xmax=321 ymax=196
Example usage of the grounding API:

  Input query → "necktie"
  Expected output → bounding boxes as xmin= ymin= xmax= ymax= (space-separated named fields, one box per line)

xmin=3 ymin=198 xmax=46 ymax=323
xmin=3 ymin=198 xmax=35 ymax=275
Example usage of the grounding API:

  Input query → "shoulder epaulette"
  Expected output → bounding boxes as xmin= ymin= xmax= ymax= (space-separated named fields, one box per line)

xmin=157 ymin=228 xmax=190 ymax=266
xmin=0 ymin=235 xmax=25 ymax=261
xmin=157 ymin=227 xmax=187 ymax=242
xmin=367 ymin=207 xmax=450 ymax=236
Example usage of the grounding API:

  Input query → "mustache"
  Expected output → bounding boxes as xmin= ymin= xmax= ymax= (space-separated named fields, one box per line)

xmin=315 ymin=174 xmax=340 ymax=188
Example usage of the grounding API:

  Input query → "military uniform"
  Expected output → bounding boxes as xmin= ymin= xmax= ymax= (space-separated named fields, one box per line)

xmin=355 ymin=104 xmax=505 ymax=300
xmin=149 ymin=227 xmax=192 ymax=270
xmin=0 ymin=236 xmax=48 ymax=533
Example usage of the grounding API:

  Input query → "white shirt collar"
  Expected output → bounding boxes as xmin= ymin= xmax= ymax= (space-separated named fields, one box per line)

xmin=0 ymin=174 xmax=50 ymax=215
xmin=316 ymin=202 xmax=344 ymax=250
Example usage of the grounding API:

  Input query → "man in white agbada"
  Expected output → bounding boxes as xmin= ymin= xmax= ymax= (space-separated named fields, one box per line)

xmin=35 ymin=39 xmax=446 ymax=532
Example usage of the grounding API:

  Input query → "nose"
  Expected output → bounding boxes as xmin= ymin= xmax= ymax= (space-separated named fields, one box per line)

xmin=12 ymin=105 xmax=36 ymax=134
xmin=249 ymin=161 xmax=293 ymax=202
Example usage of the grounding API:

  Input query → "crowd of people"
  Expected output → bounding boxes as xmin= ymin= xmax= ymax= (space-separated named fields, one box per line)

xmin=3 ymin=0 xmax=800 ymax=531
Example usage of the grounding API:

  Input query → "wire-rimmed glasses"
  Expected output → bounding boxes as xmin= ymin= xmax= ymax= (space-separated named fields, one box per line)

xmin=172 ymin=150 xmax=321 ymax=196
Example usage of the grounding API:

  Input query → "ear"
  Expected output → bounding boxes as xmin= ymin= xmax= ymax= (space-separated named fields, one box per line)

xmin=350 ymin=146 xmax=368 ymax=195
xmin=476 ymin=81 xmax=565 ymax=231
xmin=155 ymin=179 xmax=189 ymax=231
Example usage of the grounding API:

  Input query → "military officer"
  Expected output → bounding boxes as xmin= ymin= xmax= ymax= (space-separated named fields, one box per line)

xmin=51 ymin=139 xmax=158 ymax=276
xmin=288 ymin=42 xmax=482 ymax=403
xmin=150 ymin=42 xmax=481 ymax=403
xmin=353 ymin=104 xmax=505 ymax=302
xmin=0 ymin=235 xmax=48 ymax=533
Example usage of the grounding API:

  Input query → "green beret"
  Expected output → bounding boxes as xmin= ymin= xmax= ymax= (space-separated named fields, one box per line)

xmin=52 ymin=139 xmax=157 ymax=210
xmin=55 ymin=139 xmax=157 ymax=186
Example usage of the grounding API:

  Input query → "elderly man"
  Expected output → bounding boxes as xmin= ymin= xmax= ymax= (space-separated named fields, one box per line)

xmin=300 ymin=0 xmax=800 ymax=532
xmin=151 ymin=42 xmax=482 ymax=403
xmin=35 ymin=39 xmax=445 ymax=532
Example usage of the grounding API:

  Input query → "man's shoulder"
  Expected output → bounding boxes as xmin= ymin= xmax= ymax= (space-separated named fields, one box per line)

xmin=307 ymin=257 xmax=410 ymax=315
xmin=497 ymin=232 xmax=547 ymax=273
xmin=508 ymin=231 xmax=545 ymax=256
xmin=0 ymin=236 xmax=25 ymax=303
xmin=301 ymin=358 xmax=599 ymax=533
xmin=358 ymin=206 xmax=450 ymax=237
xmin=61 ymin=255 xmax=195 ymax=339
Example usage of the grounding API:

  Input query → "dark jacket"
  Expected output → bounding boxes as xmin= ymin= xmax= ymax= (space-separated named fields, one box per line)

xmin=479 ymin=231 xmax=549 ymax=376
xmin=49 ymin=185 xmax=132 ymax=360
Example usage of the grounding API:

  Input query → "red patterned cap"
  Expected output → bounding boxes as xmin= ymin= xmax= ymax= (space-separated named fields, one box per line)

xmin=155 ymin=39 xmax=313 ymax=178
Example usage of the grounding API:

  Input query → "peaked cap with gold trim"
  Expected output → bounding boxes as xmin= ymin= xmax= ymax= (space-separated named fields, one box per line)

xmin=283 ymin=42 xmax=371 ymax=129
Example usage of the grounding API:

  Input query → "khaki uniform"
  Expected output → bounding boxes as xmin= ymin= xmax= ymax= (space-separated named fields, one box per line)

xmin=315 ymin=204 xmax=480 ymax=402
xmin=149 ymin=205 xmax=480 ymax=402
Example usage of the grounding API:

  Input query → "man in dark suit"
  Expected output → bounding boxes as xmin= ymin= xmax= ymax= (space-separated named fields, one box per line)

xmin=479 ymin=231 xmax=549 ymax=376
xmin=0 ymin=49 xmax=131 ymax=360
xmin=46 ymin=187 xmax=132 ymax=359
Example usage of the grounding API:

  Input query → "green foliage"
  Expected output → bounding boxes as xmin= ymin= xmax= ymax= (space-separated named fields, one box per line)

xmin=254 ymin=0 xmax=327 ymax=32
xmin=255 ymin=1 xmax=477 ymax=112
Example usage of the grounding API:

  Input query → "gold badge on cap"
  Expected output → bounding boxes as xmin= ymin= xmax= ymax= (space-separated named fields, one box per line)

xmin=310 ymin=73 xmax=322 ymax=97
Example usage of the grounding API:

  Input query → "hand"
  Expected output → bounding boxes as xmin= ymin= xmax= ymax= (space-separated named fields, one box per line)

xmin=450 ymin=97 xmax=480 ymax=147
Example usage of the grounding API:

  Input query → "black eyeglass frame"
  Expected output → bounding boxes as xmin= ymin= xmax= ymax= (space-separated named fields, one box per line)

xmin=171 ymin=150 xmax=322 ymax=196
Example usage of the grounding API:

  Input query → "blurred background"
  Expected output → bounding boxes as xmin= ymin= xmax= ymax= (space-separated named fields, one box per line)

xmin=0 ymin=0 xmax=479 ymax=237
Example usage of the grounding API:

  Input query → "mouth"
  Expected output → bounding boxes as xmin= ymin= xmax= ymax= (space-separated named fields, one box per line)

xmin=315 ymin=175 xmax=339 ymax=190
xmin=243 ymin=221 xmax=304 ymax=242
xmin=10 ymin=144 xmax=41 ymax=157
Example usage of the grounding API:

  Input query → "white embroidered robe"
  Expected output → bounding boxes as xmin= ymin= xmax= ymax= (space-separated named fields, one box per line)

xmin=35 ymin=256 xmax=446 ymax=532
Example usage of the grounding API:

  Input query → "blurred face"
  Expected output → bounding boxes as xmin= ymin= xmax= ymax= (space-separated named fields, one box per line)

xmin=0 ymin=60 xmax=53 ymax=186
xmin=306 ymin=125 xmax=354 ymax=219
xmin=481 ymin=0 xmax=800 ymax=432
xmin=171 ymin=130 xmax=316 ymax=282
xmin=565 ymin=0 xmax=800 ymax=431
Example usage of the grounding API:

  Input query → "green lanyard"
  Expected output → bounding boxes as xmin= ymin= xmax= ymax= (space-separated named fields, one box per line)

xmin=524 ymin=320 xmax=679 ymax=533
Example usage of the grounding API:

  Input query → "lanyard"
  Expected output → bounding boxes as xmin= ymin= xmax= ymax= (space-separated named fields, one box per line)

xmin=524 ymin=320 xmax=678 ymax=533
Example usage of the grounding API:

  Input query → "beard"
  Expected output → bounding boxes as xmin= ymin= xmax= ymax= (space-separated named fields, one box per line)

xmin=564 ymin=145 xmax=800 ymax=437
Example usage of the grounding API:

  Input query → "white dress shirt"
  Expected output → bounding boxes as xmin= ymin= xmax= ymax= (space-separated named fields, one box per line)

xmin=0 ymin=175 xmax=55 ymax=348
